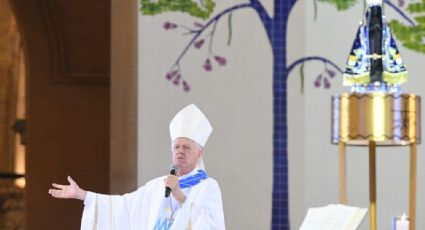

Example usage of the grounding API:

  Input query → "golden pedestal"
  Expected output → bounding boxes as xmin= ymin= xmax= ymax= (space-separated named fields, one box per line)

xmin=331 ymin=93 xmax=421 ymax=230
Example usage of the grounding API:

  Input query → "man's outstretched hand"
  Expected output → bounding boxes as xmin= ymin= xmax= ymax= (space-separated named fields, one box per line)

xmin=48 ymin=176 xmax=87 ymax=201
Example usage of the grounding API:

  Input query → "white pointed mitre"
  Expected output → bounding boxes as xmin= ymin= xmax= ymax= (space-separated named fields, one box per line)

xmin=169 ymin=104 xmax=213 ymax=147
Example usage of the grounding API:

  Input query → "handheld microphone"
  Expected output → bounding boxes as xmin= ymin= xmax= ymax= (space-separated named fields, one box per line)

xmin=165 ymin=165 xmax=178 ymax=197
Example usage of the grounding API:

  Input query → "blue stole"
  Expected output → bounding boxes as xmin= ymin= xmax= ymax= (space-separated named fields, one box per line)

xmin=179 ymin=170 xmax=208 ymax=189
xmin=153 ymin=170 xmax=208 ymax=230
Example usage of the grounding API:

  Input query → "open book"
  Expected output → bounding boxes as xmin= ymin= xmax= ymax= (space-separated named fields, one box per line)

xmin=300 ymin=204 xmax=368 ymax=230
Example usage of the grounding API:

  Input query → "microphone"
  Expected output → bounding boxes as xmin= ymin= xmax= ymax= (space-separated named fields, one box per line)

xmin=165 ymin=165 xmax=178 ymax=197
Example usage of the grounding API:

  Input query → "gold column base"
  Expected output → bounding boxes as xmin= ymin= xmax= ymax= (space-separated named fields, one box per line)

xmin=369 ymin=141 xmax=377 ymax=230
xmin=339 ymin=142 xmax=347 ymax=204
xmin=409 ymin=143 xmax=417 ymax=230
xmin=337 ymin=143 xmax=417 ymax=230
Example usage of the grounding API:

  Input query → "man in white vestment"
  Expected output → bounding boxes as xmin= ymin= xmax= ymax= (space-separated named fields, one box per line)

xmin=48 ymin=104 xmax=225 ymax=230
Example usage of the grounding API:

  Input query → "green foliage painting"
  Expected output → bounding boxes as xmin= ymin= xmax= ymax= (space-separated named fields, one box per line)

xmin=317 ymin=0 xmax=357 ymax=10
xmin=139 ymin=0 xmax=215 ymax=19
xmin=389 ymin=0 xmax=425 ymax=53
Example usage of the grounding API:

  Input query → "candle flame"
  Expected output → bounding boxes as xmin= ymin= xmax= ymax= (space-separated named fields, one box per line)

xmin=401 ymin=213 xmax=408 ymax=221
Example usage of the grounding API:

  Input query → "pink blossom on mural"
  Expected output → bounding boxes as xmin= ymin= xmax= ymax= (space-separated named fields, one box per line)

xmin=203 ymin=58 xmax=212 ymax=71
xmin=182 ymin=81 xmax=191 ymax=92
xmin=398 ymin=0 xmax=404 ymax=7
xmin=325 ymin=68 xmax=336 ymax=78
xmin=166 ymin=70 xmax=179 ymax=80
xmin=163 ymin=22 xmax=177 ymax=30
xmin=323 ymin=77 xmax=330 ymax=88
xmin=173 ymin=74 xmax=181 ymax=85
xmin=214 ymin=55 xmax=227 ymax=66
xmin=194 ymin=39 xmax=205 ymax=49
xmin=314 ymin=74 xmax=322 ymax=88
xmin=194 ymin=22 xmax=204 ymax=28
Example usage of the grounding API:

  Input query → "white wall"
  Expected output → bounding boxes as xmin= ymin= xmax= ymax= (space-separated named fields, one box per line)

xmin=137 ymin=0 xmax=425 ymax=229
xmin=138 ymin=1 xmax=274 ymax=229
xmin=287 ymin=1 xmax=306 ymax=228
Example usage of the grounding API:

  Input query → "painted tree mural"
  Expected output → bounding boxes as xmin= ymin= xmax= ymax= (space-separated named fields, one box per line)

xmin=139 ymin=0 xmax=424 ymax=228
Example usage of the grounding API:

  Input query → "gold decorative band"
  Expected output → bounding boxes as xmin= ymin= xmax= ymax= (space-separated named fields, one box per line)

xmin=368 ymin=53 xmax=383 ymax=60
xmin=331 ymin=93 xmax=421 ymax=146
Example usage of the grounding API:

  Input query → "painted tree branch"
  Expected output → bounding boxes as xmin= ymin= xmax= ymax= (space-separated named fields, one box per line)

xmin=250 ymin=0 xmax=273 ymax=39
xmin=287 ymin=56 xmax=343 ymax=76
xmin=171 ymin=3 xmax=253 ymax=69
xmin=384 ymin=0 xmax=416 ymax=26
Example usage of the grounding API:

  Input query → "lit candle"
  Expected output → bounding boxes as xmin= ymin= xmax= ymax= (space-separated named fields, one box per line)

xmin=396 ymin=213 xmax=409 ymax=230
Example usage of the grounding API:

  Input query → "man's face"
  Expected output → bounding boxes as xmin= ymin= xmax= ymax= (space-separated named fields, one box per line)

xmin=172 ymin=137 xmax=202 ymax=174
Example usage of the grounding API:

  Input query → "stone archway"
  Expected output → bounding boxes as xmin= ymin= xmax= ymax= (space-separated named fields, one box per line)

xmin=9 ymin=0 xmax=111 ymax=229
xmin=0 ymin=0 xmax=25 ymax=228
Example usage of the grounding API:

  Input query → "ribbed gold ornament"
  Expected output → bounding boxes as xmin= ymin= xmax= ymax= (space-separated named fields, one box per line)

xmin=332 ymin=93 xmax=421 ymax=146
